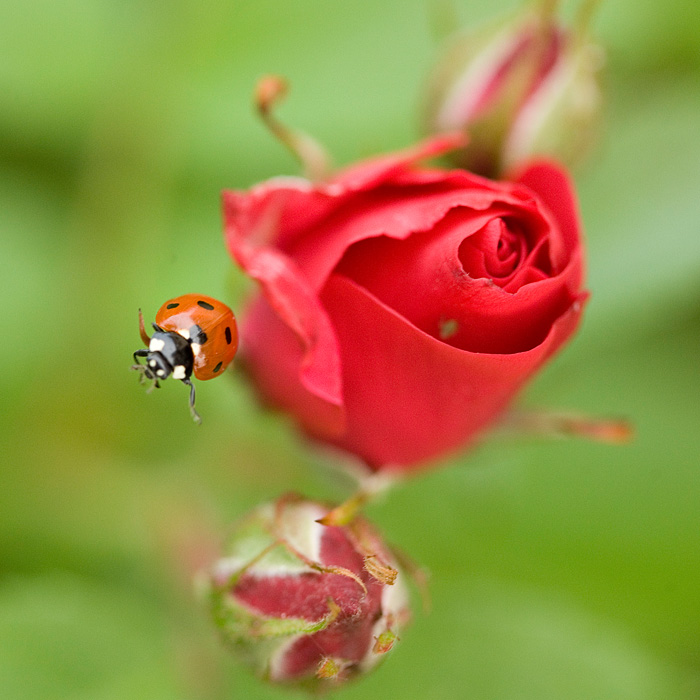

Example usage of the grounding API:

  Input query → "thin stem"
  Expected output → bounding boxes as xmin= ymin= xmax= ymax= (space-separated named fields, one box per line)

xmin=501 ymin=409 xmax=633 ymax=444
xmin=316 ymin=471 xmax=398 ymax=527
xmin=254 ymin=75 xmax=332 ymax=182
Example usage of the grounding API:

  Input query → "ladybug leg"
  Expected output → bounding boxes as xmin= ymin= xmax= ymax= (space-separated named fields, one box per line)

xmin=138 ymin=309 xmax=151 ymax=345
xmin=131 ymin=350 xmax=160 ymax=389
xmin=181 ymin=378 xmax=202 ymax=424
xmin=133 ymin=367 xmax=160 ymax=391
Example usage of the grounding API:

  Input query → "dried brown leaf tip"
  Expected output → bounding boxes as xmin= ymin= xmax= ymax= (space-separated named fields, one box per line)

xmin=364 ymin=554 xmax=398 ymax=585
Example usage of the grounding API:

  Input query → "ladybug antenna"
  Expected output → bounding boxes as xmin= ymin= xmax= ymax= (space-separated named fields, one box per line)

xmin=182 ymin=378 xmax=202 ymax=424
xmin=138 ymin=309 xmax=151 ymax=346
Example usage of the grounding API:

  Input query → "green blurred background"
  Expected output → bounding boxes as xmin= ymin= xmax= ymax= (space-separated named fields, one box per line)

xmin=2 ymin=0 xmax=699 ymax=698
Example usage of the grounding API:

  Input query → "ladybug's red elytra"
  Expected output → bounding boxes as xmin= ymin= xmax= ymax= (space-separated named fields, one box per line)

xmin=131 ymin=294 xmax=238 ymax=423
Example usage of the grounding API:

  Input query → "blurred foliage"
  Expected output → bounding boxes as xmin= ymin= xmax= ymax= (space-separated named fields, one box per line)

xmin=1 ymin=0 xmax=700 ymax=698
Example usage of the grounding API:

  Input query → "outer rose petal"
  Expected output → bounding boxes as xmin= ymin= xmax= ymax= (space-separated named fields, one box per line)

xmin=242 ymin=295 xmax=344 ymax=438
xmin=224 ymin=191 xmax=344 ymax=415
xmin=318 ymin=275 xmax=585 ymax=469
xmin=328 ymin=132 xmax=467 ymax=191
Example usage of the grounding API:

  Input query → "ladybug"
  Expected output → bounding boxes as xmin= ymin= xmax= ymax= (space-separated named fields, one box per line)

xmin=132 ymin=294 xmax=238 ymax=423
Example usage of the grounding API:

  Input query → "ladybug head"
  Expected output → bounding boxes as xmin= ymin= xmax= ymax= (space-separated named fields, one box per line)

xmin=143 ymin=330 xmax=194 ymax=381
xmin=132 ymin=313 xmax=202 ymax=424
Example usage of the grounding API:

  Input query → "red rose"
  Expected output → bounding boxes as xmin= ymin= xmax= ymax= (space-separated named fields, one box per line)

xmin=223 ymin=134 xmax=586 ymax=472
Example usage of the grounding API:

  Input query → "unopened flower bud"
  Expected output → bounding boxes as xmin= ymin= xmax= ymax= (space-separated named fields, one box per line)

xmin=205 ymin=495 xmax=410 ymax=687
xmin=423 ymin=1 xmax=603 ymax=177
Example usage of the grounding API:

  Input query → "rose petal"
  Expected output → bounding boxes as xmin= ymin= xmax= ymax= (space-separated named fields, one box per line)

xmin=318 ymin=274 xmax=585 ymax=469
xmin=223 ymin=184 xmax=339 ymax=254
xmin=225 ymin=195 xmax=344 ymax=411
xmin=512 ymin=159 xmax=584 ymax=277
xmin=241 ymin=295 xmax=345 ymax=436
xmin=328 ymin=132 xmax=467 ymax=191
xmin=458 ymin=218 xmax=530 ymax=283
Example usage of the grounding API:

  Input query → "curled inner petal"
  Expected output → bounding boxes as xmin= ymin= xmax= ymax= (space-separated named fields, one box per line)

xmin=458 ymin=216 xmax=552 ymax=290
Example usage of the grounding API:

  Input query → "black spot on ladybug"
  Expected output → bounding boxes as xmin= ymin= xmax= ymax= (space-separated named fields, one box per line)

xmin=225 ymin=327 xmax=232 ymax=344
xmin=166 ymin=302 xmax=179 ymax=309
xmin=213 ymin=361 xmax=223 ymax=373
xmin=197 ymin=300 xmax=215 ymax=310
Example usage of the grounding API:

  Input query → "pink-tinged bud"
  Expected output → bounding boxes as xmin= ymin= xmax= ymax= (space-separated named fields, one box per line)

xmin=423 ymin=2 xmax=603 ymax=177
xmin=205 ymin=495 xmax=410 ymax=687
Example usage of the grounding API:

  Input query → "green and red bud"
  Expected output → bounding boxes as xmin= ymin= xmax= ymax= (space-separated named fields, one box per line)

xmin=423 ymin=1 xmax=603 ymax=177
xmin=205 ymin=495 xmax=410 ymax=687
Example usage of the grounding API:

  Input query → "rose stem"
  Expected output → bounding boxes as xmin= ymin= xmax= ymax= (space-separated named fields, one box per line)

xmin=316 ymin=471 xmax=399 ymax=527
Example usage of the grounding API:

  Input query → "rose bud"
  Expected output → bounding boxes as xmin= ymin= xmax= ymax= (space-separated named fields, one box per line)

xmin=423 ymin=1 xmax=603 ymax=177
xmin=224 ymin=133 xmax=586 ymax=472
xmin=205 ymin=495 xmax=410 ymax=686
